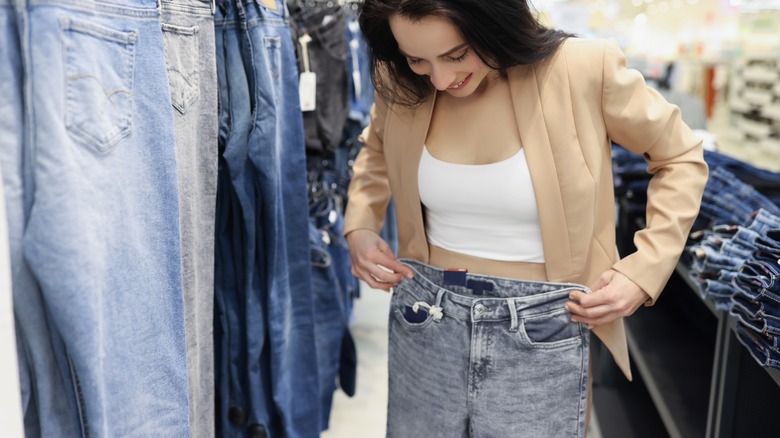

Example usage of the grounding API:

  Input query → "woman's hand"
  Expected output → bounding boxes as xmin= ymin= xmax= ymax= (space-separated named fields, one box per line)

xmin=346 ymin=229 xmax=414 ymax=292
xmin=565 ymin=269 xmax=650 ymax=328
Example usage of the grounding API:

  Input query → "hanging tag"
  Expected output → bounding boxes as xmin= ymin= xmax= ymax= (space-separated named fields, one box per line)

xmin=261 ymin=0 xmax=277 ymax=10
xmin=299 ymin=71 xmax=317 ymax=112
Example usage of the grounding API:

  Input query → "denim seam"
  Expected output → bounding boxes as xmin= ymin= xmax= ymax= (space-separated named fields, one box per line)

xmin=30 ymin=0 xmax=162 ymax=18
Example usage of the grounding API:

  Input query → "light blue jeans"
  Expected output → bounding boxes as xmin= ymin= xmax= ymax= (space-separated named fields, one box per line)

xmin=2 ymin=1 xmax=81 ymax=435
xmin=389 ymin=260 xmax=590 ymax=437
xmin=18 ymin=0 xmax=189 ymax=435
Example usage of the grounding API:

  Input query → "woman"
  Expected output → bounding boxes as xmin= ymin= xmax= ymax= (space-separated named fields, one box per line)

xmin=344 ymin=0 xmax=708 ymax=436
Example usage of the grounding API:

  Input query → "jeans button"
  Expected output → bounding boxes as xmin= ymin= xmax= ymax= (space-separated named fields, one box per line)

xmin=247 ymin=424 xmax=267 ymax=438
xmin=228 ymin=406 xmax=247 ymax=427
xmin=474 ymin=303 xmax=485 ymax=315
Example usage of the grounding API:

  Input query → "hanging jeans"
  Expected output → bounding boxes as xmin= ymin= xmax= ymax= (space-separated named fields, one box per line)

xmin=237 ymin=0 xmax=320 ymax=436
xmin=18 ymin=0 xmax=189 ymax=435
xmin=159 ymin=1 xmax=219 ymax=436
xmin=1 ymin=1 xmax=82 ymax=435
xmin=388 ymin=260 xmax=590 ymax=438
xmin=290 ymin=4 xmax=348 ymax=155
xmin=214 ymin=0 xmax=258 ymax=435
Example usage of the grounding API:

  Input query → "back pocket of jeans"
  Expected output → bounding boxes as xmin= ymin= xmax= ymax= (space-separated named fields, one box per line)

xmin=60 ymin=17 xmax=136 ymax=153
xmin=161 ymin=23 xmax=200 ymax=114
xmin=520 ymin=308 xmax=583 ymax=349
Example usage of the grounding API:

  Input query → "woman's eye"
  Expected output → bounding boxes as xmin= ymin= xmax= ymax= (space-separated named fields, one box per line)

xmin=449 ymin=50 xmax=468 ymax=62
xmin=407 ymin=57 xmax=421 ymax=65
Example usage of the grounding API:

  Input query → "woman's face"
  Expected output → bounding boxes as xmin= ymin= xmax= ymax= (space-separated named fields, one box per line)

xmin=389 ymin=14 xmax=491 ymax=97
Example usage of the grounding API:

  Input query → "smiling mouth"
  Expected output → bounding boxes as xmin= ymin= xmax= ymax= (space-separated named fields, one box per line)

xmin=448 ymin=73 xmax=472 ymax=89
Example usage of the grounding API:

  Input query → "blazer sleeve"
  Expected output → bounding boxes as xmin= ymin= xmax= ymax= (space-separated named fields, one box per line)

xmin=602 ymin=40 xmax=709 ymax=305
xmin=343 ymin=92 xmax=393 ymax=237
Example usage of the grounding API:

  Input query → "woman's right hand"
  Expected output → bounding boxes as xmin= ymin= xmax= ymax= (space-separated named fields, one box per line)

xmin=346 ymin=229 xmax=414 ymax=292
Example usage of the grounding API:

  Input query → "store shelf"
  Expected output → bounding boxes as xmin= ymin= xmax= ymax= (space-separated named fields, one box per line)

xmin=675 ymin=262 xmax=718 ymax=316
xmin=623 ymin=278 xmax=715 ymax=438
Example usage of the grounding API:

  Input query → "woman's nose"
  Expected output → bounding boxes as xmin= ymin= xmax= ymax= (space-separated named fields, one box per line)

xmin=429 ymin=66 xmax=456 ymax=91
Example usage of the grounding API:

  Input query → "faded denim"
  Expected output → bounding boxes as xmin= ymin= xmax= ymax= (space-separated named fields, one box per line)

xmin=160 ymin=0 xmax=218 ymax=436
xmin=18 ymin=0 xmax=189 ymax=435
xmin=388 ymin=260 xmax=590 ymax=438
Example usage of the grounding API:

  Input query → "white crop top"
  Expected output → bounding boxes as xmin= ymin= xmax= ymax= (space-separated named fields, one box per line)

xmin=418 ymin=146 xmax=545 ymax=262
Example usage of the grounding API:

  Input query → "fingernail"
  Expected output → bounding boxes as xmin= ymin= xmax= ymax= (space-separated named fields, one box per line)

xmin=569 ymin=293 xmax=575 ymax=300
xmin=406 ymin=272 xmax=413 ymax=279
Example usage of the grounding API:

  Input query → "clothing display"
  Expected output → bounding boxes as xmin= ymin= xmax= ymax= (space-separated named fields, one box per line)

xmin=10 ymin=0 xmax=191 ymax=435
xmin=4 ymin=0 xmax=780 ymax=435
xmin=212 ymin=0 xmax=320 ymax=436
xmin=160 ymin=1 xmax=220 ymax=436
xmin=3 ymin=0 xmax=355 ymax=435
xmin=615 ymin=141 xmax=780 ymax=373
xmin=388 ymin=260 xmax=590 ymax=437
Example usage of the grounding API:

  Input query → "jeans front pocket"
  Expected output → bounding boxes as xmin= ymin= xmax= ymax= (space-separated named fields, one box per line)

xmin=519 ymin=308 xmax=584 ymax=350
xmin=60 ymin=16 xmax=136 ymax=153
xmin=161 ymin=23 xmax=200 ymax=114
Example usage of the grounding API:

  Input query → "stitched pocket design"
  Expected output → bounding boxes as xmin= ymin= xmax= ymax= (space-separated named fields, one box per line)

xmin=60 ymin=16 xmax=136 ymax=153
xmin=161 ymin=23 xmax=200 ymax=114
xmin=519 ymin=308 xmax=583 ymax=349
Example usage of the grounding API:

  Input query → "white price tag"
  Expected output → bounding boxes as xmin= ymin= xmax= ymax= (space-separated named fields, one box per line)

xmin=299 ymin=71 xmax=317 ymax=112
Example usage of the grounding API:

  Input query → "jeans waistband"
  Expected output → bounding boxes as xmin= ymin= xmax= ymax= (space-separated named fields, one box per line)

xmin=398 ymin=259 xmax=587 ymax=322
xmin=29 ymin=0 xmax=160 ymax=14
xmin=160 ymin=0 xmax=214 ymax=14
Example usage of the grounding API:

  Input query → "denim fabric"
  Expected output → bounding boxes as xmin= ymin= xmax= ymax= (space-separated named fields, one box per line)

xmin=309 ymin=218 xmax=345 ymax=431
xmin=700 ymin=168 xmax=780 ymax=227
xmin=612 ymin=145 xmax=780 ymax=207
xmin=159 ymin=1 xmax=218 ymax=436
xmin=345 ymin=9 xmax=373 ymax=124
xmin=1 ymin=2 xmax=82 ymax=436
xmin=239 ymin=1 xmax=320 ymax=436
xmin=290 ymin=4 xmax=348 ymax=155
xmin=731 ymin=294 xmax=780 ymax=336
xmin=20 ymin=0 xmax=189 ymax=435
xmin=388 ymin=260 xmax=590 ymax=438
xmin=734 ymin=324 xmax=780 ymax=369
xmin=0 ymin=159 xmax=24 ymax=437
xmin=613 ymin=146 xmax=780 ymax=231
xmin=689 ymin=245 xmax=743 ymax=277
xmin=214 ymin=1 xmax=257 ymax=435
xmin=733 ymin=261 xmax=780 ymax=306
xmin=702 ymin=149 xmax=780 ymax=206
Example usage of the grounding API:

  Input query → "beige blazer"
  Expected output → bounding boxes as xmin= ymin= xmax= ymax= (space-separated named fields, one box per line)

xmin=344 ymin=38 xmax=709 ymax=380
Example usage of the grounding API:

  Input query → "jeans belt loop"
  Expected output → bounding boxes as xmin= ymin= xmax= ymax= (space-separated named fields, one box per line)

xmin=433 ymin=289 xmax=445 ymax=314
xmin=508 ymin=298 xmax=519 ymax=333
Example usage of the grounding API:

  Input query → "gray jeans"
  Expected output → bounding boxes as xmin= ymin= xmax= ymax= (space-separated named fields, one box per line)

xmin=388 ymin=260 xmax=590 ymax=437
xmin=160 ymin=1 xmax=218 ymax=437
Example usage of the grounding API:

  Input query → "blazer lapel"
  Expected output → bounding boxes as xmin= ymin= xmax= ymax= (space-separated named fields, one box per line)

xmin=394 ymin=93 xmax=436 ymax=262
xmin=508 ymin=66 xmax=576 ymax=282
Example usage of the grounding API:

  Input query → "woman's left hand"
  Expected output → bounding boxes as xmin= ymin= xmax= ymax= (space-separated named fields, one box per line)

xmin=565 ymin=269 xmax=650 ymax=329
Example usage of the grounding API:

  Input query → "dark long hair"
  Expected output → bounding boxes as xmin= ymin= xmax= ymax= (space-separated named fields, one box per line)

xmin=359 ymin=0 xmax=574 ymax=106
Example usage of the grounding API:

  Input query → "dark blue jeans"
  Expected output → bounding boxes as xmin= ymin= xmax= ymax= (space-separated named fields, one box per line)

xmin=214 ymin=1 xmax=257 ymax=435
xmin=239 ymin=0 xmax=320 ymax=436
